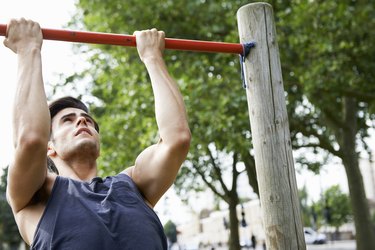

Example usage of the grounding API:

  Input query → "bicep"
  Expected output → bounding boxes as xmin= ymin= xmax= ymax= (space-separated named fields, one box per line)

xmin=131 ymin=142 xmax=187 ymax=207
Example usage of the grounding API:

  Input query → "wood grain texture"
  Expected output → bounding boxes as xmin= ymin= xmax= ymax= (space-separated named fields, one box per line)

xmin=237 ymin=3 xmax=306 ymax=249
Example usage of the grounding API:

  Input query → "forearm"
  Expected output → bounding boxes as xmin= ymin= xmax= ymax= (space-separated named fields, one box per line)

xmin=144 ymin=56 xmax=190 ymax=143
xmin=131 ymin=29 xmax=190 ymax=205
xmin=13 ymin=48 xmax=50 ymax=148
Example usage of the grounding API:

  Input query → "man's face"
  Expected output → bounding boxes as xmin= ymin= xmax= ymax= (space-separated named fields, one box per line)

xmin=49 ymin=107 xmax=100 ymax=160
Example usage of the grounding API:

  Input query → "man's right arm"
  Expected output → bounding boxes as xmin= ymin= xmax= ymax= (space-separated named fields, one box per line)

xmin=4 ymin=19 xmax=50 ymax=213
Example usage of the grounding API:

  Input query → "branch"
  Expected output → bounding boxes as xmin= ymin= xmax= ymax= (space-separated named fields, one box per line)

xmin=308 ymin=91 xmax=345 ymax=130
xmin=230 ymin=153 xmax=239 ymax=193
xmin=342 ymin=89 xmax=375 ymax=103
xmin=207 ymin=145 xmax=230 ymax=195
xmin=293 ymin=126 xmax=344 ymax=159
xmin=320 ymin=106 xmax=346 ymax=131
xmin=192 ymin=164 xmax=227 ymax=202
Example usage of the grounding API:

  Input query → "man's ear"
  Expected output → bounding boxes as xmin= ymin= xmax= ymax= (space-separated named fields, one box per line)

xmin=47 ymin=141 xmax=56 ymax=156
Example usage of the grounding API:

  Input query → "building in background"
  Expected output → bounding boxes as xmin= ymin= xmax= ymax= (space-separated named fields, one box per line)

xmin=177 ymin=199 xmax=265 ymax=249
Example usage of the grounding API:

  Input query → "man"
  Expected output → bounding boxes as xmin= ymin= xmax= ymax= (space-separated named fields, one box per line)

xmin=4 ymin=18 xmax=191 ymax=249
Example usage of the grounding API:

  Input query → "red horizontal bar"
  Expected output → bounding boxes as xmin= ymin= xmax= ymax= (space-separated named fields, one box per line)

xmin=0 ymin=24 xmax=244 ymax=54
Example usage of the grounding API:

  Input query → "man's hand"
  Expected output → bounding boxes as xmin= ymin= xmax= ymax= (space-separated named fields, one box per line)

xmin=133 ymin=29 xmax=165 ymax=63
xmin=3 ymin=18 xmax=43 ymax=54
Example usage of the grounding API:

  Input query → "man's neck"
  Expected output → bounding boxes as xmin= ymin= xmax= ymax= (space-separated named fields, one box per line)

xmin=53 ymin=158 xmax=98 ymax=181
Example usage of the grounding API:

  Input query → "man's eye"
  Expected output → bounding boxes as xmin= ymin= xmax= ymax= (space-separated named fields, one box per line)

xmin=63 ymin=118 xmax=72 ymax=122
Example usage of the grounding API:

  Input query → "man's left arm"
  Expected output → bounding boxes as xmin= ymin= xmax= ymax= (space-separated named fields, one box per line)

xmin=125 ymin=29 xmax=191 ymax=207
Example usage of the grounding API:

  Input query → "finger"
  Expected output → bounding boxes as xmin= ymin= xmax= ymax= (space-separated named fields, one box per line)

xmin=3 ymin=39 xmax=15 ymax=53
xmin=6 ymin=19 xmax=17 ymax=38
xmin=31 ymin=20 xmax=41 ymax=29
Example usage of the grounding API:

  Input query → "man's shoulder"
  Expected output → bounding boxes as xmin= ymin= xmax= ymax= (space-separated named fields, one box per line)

xmin=121 ymin=166 xmax=134 ymax=178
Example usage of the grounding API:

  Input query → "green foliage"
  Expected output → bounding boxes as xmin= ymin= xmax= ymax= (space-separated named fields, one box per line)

xmin=66 ymin=0 xmax=375 ymax=247
xmin=163 ymin=220 xmax=177 ymax=244
xmin=314 ymin=185 xmax=352 ymax=229
xmin=276 ymin=1 xmax=375 ymax=246
xmin=71 ymin=0 xmax=256 ymax=190
xmin=278 ymin=0 xmax=375 ymax=156
xmin=299 ymin=185 xmax=352 ymax=230
xmin=298 ymin=185 xmax=312 ymax=227
xmin=70 ymin=2 xmax=256 ymax=248
xmin=69 ymin=0 xmax=375 ymax=197
xmin=0 ymin=166 xmax=23 ymax=247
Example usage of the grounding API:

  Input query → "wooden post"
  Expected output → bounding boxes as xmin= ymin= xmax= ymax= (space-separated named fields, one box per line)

xmin=237 ymin=3 xmax=306 ymax=249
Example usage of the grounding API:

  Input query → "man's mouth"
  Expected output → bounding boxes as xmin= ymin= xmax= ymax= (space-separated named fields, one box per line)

xmin=75 ymin=128 xmax=92 ymax=136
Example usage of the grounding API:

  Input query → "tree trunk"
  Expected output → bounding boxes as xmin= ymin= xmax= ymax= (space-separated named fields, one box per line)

xmin=228 ymin=196 xmax=241 ymax=250
xmin=340 ymin=97 xmax=375 ymax=250
xmin=242 ymin=151 xmax=259 ymax=196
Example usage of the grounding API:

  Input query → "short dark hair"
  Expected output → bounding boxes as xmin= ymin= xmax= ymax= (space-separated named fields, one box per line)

xmin=48 ymin=96 xmax=99 ymax=132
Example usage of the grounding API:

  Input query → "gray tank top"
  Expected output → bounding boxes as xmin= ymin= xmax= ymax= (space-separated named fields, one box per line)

xmin=31 ymin=173 xmax=167 ymax=249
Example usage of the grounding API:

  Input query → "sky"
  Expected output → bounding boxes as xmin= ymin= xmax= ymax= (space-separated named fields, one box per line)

xmin=0 ymin=0 xmax=373 ymax=225
xmin=0 ymin=0 xmax=78 ymax=169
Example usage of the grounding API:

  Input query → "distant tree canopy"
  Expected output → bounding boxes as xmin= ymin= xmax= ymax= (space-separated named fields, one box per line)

xmin=299 ymin=185 xmax=352 ymax=230
xmin=70 ymin=0 xmax=255 ymax=183
xmin=164 ymin=220 xmax=178 ymax=244
xmin=277 ymin=2 xmax=375 ymax=248
xmin=315 ymin=185 xmax=352 ymax=230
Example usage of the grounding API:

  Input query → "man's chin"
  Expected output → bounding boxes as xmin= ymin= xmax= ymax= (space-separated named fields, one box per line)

xmin=75 ymin=140 xmax=100 ymax=155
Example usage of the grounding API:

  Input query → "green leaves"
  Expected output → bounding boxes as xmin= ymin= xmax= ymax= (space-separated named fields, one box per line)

xmin=299 ymin=184 xmax=352 ymax=229
xmin=58 ymin=0 xmax=375 ymax=247
xmin=315 ymin=185 xmax=352 ymax=229
xmin=72 ymin=0 xmax=254 ymax=181
xmin=69 ymin=1 xmax=374 ymax=238
xmin=164 ymin=220 xmax=178 ymax=244
xmin=279 ymin=0 xmax=375 ymax=158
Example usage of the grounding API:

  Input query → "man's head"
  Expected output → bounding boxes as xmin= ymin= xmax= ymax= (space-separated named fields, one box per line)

xmin=47 ymin=96 xmax=100 ymax=171
xmin=49 ymin=96 xmax=99 ymax=133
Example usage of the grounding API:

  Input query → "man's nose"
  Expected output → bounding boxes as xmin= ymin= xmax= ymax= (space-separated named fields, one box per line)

xmin=77 ymin=116 xmax=88 ymax=126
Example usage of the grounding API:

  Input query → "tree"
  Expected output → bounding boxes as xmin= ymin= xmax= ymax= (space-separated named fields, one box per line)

xmin=298 ymin=185 xmax=313 ymax=228
xmin=299 ymin=184 xmax=352 ymax=238
xmin=66 ymin=0 xmax=375 ymax=249
xmin=276 ymin=1 xmax=375 ymax=249
xmin=164 ymin=220 xmax=178 ymax=245
xmin=70 ymin=1 xmax=257 ymax=249
xmin=314 ymin=185 xmax=352 ymax=235
xmin=0 ymin=166 xmax=23 ymax=249
xmin=177 ymin=149 xmax=245 ymax=249
xmin=70 ymin=0 xmax=258 ymax=191
xmin=308 ymin=185 xmax=353 ymax=235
